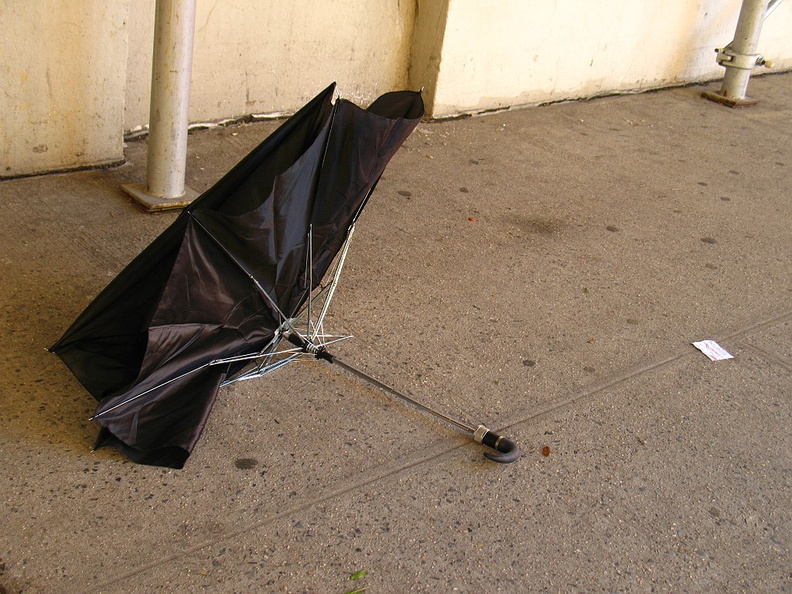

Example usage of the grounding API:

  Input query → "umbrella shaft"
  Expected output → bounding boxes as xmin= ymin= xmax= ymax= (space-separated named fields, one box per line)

xmin=329 ymin=355 xmax=475 ymax=434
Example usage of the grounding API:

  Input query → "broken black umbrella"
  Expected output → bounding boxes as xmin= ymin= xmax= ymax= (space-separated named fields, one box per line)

xmin=51 ymin=83 xmax=520 ymax=467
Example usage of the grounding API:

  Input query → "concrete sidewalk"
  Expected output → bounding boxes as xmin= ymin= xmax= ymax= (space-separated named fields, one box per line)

xmin=1 ymin=74 xmax=790 ymax=593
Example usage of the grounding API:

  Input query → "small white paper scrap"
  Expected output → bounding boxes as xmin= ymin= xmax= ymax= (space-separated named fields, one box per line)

xmin=692 ymin=340 xmax=734 ymax=361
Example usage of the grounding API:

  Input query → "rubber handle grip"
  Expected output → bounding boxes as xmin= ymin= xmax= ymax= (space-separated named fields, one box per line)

xmin=481 ymin=430 xmax=521 ymax=463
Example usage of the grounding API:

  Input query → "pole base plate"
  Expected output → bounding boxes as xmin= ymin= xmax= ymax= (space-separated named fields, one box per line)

xmin=701 ymin=90 xmax=760 ymax=108
xmin=122 ymin=182 xmax=200 ymax=213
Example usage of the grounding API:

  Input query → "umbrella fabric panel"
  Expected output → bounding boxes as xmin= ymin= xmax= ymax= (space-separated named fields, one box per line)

xmin=88 ymin=218 xmax=280 ymax=467
xmin=94 ymin=360 xmax=228 ymax=468
xmin=292 ymin=91 xmax=425 ymax=315
xmin=195 ymin=83 xmax=336 ymax=217
xmin=190 ymin=116 xmax=333 ymax=317
xmin=55 ymin=331 xmax=149 ymax=401
xmin=150 ymin=216 xmax=275 ymax=331
xmin=91 ymin=322 xmax=255 ymax=468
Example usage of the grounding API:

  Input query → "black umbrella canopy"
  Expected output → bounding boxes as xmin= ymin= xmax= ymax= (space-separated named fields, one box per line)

xmin=51 ymin=83 xmax=424 ymax=468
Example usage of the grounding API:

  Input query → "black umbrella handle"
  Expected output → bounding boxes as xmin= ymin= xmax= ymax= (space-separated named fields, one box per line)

xmin=474 ymin=425 xmax=521 ymax=463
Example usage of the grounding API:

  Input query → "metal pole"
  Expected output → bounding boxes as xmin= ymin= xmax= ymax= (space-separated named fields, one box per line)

xmin=764 ymin=0 xmax=785 ymax=20
xmin=722 ymin=0 xmax=768 ymax=101
xmin=703 ymin=0 xmax=775 ymax=107
xmin=123 ymin=0 xmax=199 ymax=211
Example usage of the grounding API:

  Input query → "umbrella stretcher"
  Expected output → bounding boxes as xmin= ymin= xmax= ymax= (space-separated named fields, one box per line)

xmin=51 ymin=84 xmax=519 ymax=468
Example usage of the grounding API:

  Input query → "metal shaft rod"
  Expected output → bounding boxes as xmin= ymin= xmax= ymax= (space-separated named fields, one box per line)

xmin=283 ymin=332 xmax=520 ymax=462
xmin=328 ymin=356 xmax=475 ymax=433
xmin=720 ymin=0 xmax=769 ymax=100
xmin=146 ymin=0 xmax=197 ymax=198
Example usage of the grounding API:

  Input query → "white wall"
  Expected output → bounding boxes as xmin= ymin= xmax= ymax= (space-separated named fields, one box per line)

xmin=124 ymin=0 xmax=417 ymax=132
xmin=429 ymin=0 xmax=792 ymax=116
xmin=2 ymin=0 xmax=791 ymax=177
xmin=0 ymin=1 xmax=129 ymax=177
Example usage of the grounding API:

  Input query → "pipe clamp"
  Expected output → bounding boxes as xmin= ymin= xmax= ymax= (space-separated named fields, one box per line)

xmin=716 ymin=46 xmax=764 ymax=70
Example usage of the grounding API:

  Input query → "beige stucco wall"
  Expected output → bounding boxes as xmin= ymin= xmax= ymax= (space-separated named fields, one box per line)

xmin=124 ymin=0 xmax=416 ymax=132
xmin=0 ymin=1 xmax=128 ymax=177
xmin=428 ymin=0 xmax=792 ymax=116
xmin=2 ymin=0 xmax=791 ymax=177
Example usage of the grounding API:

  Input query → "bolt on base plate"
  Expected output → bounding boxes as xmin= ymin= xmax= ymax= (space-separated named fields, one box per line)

xmin=122 ymin=182 xmax=200 ymax=213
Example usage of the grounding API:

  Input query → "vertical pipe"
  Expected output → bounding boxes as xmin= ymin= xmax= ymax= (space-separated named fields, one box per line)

xmin=764 ymin=0 xmax=784 ymax=20
xmin=720 ymin=0 xmax=769 ymax=100
xmin=145 ymin=0 xmax=197 ymax=198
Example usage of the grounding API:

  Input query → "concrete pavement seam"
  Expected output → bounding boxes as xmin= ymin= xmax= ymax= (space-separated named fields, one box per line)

xmin=741 ymin=342 xmax=792 ymax=372
xmin=85 ymin=440 xmax=464 ymax=592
